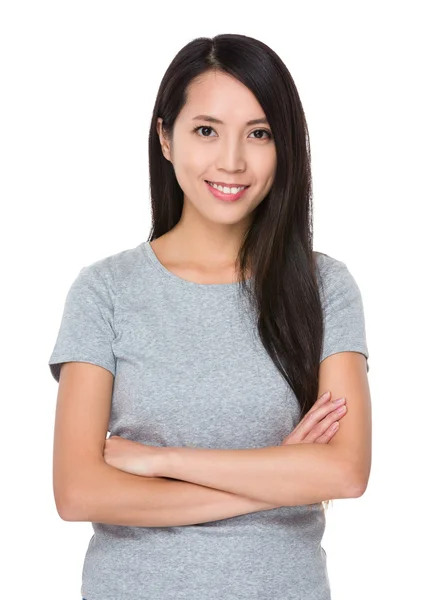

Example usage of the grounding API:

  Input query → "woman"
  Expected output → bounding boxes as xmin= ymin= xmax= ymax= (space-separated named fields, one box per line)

xmin=49 ymin=33 xmax=371 ymax=600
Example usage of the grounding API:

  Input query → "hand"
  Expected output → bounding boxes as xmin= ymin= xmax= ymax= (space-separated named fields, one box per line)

xmin=281 ymin=391 xmax=347 ymax=445
xmin=103 ymin=435 xmax=164 ymax=477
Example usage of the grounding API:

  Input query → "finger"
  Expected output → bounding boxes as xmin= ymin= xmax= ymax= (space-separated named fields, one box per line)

xmin=292 ymin=391 xmax=332 ymax=433
xmin=296 ymin=396 xmax=344 ymax=440
xmin=290 ymin=393 xmax=343 ymax=444
xmin=302 ymin=404 xmax=347 ymax=443
xmin=315 ymin=421 xmax=340 ymax=443
xmin=306 ymin=396 xmax=346 ymax=428
xmin=309 ymin=390 xmax=331 ymax=412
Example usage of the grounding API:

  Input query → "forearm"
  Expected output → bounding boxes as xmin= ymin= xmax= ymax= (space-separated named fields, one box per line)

xmin=160 ymin=444 xmax=357 ymax=506
xmin=64 ymin=460 xmax=280 ymax=526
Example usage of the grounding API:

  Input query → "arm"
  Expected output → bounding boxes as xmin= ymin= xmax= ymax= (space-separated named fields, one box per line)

xmin=155 ymin=352 xmax=371 ymax=506
xmin=160 ymin=443 xmax=356 ymax=507
xmin=53 ymin=362 xmax=279 ymax=527
xmin=64 ymin=460 xmax=281 ymax=526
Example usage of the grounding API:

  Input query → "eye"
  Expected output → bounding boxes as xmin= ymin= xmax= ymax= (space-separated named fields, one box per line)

xmin=193 ymin=126 xmax=217 ymax=137
xmin=250 ymin=129 xmax=272 ymax=140
xmin=192 ymin=125 xmax=272 ymax=140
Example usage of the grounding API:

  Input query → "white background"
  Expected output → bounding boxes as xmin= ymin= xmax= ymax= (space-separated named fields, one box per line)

xmin=2 ymin=1 xmax=433 ymax=598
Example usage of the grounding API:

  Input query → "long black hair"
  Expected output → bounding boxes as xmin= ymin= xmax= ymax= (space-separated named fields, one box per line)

xmin=147 ymin=33 xmax=324 ymax=422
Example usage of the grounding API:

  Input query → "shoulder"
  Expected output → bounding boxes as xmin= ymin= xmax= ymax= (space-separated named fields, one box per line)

xmin=313 ymin=250 xmax=348 ymax=283
xmin=78 ymin=241 xmax=146 ymax=293
xmin=314 ymin=250 xmax=346 ymax=274
xmin=313 ymin=251 xmax=363 ymax=306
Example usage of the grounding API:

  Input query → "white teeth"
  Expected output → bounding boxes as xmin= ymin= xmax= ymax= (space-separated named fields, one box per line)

xmin=208 ymin=181 xmax=247 ymax=194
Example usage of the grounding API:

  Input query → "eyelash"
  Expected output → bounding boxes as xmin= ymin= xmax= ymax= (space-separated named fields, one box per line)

xmin=192 ymin=125 xmax=273 ymax=140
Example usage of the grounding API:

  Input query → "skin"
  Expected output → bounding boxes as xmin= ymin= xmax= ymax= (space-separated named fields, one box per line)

xmin=153 ymin=69 xmax=277 ymax=283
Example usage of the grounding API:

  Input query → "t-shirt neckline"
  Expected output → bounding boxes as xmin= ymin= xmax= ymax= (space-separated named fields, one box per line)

xmin=141 ymin=241 xmax=253 ymax=291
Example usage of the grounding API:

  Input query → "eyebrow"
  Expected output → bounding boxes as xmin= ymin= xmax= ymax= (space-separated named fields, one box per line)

xmin=192 ymin=114 xmax=269 ymax=126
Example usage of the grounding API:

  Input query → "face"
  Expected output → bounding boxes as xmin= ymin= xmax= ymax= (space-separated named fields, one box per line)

xmin=157 ymin=70 xmax=277 ymax=229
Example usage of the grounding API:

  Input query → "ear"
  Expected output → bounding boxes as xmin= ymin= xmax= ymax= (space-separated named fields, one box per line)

xmin=156 ymin=117 xmax=172 ymax=163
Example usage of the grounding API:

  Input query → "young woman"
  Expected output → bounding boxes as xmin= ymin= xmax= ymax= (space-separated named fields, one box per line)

xmin=49 ymin=33 xmax=371 ymax=600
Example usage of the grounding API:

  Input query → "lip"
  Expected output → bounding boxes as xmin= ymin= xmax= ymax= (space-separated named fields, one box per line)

xmin=206 ymin=180 xmax=250 ymax=187
xmin=205 ymin=180 xmax=249 ymax=202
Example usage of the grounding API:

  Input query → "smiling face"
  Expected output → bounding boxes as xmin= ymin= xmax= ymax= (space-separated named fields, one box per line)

xmin=157 ymin=70 xmax=277 ymax=229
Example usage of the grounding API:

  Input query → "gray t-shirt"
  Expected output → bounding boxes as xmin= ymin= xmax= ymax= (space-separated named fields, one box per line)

xmin=48 ymin=240 xmax=369 ymax=600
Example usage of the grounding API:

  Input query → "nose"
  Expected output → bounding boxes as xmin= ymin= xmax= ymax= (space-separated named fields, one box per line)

xmin=215 ymin=138 xmax=247 ymax=173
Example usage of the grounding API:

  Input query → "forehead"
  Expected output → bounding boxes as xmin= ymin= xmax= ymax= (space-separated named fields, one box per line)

xmin=180 ymin=71 xmax=267 ymax=124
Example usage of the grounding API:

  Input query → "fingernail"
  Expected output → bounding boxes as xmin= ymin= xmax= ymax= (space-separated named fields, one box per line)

xmin=322 ymin=391 xmax=331 ymax=399
xmin=334 ymin=396 xmax=345 ymax=403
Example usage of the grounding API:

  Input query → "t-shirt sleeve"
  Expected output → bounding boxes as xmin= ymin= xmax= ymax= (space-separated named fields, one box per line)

xmin=48 ymin=264 xmax=117 ymax=383
xmin=318 ymin=256 xmax=370 ymax=373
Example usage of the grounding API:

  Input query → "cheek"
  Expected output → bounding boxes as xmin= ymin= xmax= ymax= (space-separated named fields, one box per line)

xmin=172 ymin=162 xmax=205 ymax=199
xmin=249 ymin=149 xmax=276 ymax=176
xmin=174 ymin=147 xmax=208 ymax=178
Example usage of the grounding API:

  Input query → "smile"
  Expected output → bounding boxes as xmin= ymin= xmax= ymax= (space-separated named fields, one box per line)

xmin=205 ymin=180 xmax=250 ymax=202
xmin=206 ymin=181 xmax=249 ymax=193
